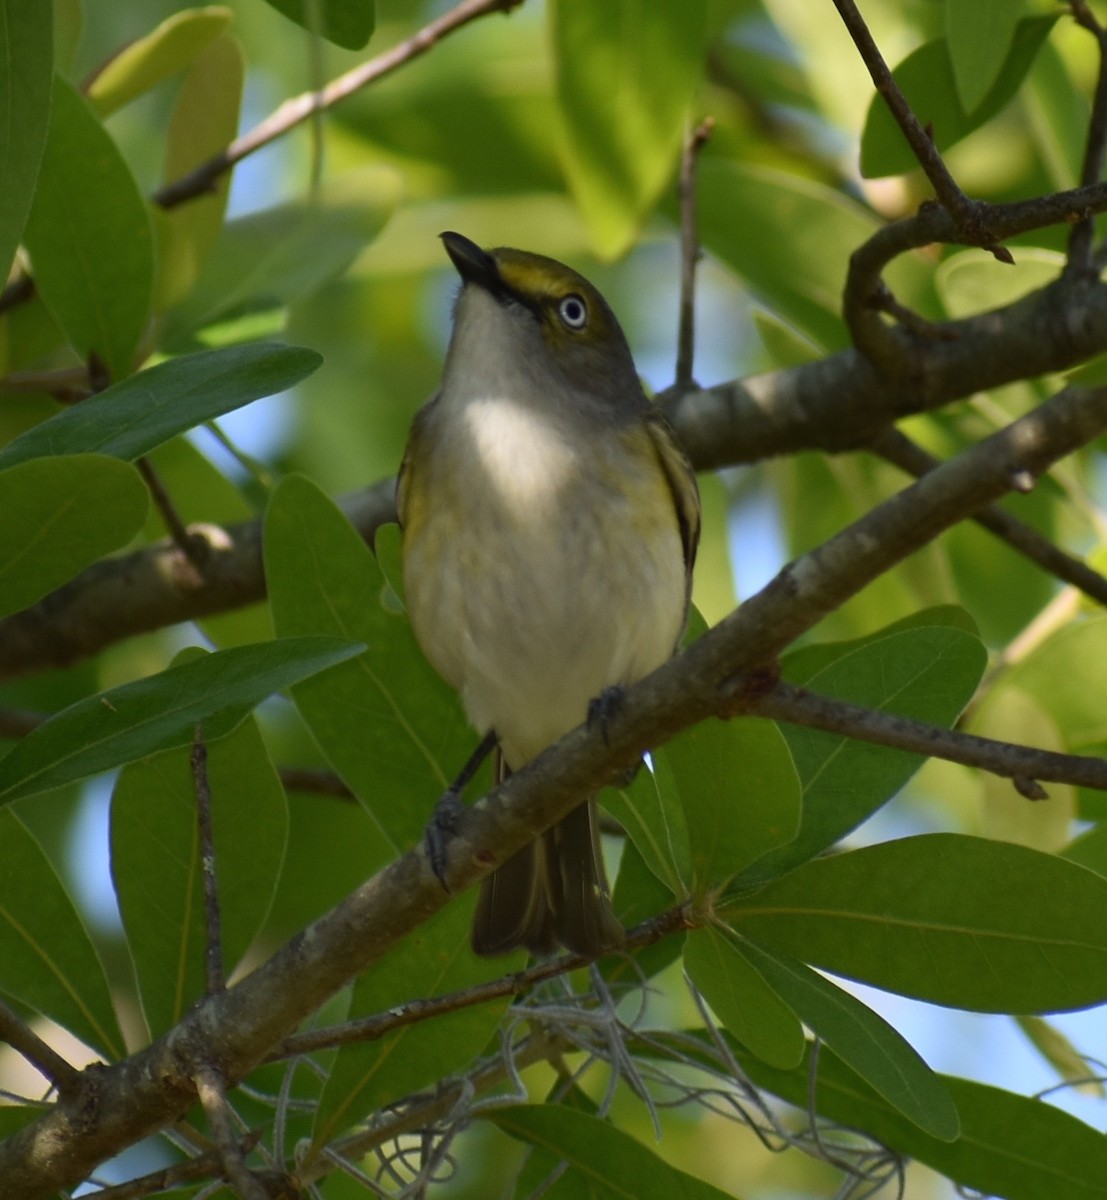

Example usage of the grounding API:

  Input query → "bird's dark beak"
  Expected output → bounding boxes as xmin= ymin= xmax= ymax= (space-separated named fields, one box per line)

xmin=440 ymin=231 xmax=502 ymax=293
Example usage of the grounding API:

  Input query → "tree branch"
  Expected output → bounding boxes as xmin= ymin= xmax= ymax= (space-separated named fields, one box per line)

xmin=1066 ymin=1 xmax=1107 ymax=276
xmin=750 ymin=681 xmax=1107 ymax=794
xmin=0 ymin=999 xmax=82 ymax=1098
xmin=4 ymin=379 xmax=1106 ymax=1198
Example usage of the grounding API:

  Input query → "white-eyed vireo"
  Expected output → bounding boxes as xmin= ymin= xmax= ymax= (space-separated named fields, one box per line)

xmin=398 ymin=232 xmax=700 ymax=957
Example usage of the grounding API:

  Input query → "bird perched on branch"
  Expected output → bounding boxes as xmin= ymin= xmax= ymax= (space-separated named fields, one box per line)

xmin=398 ymin=232 xmax=700 ymax=957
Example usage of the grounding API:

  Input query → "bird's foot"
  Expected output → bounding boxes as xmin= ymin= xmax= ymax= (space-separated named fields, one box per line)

xmin=587 ymin=685 xmax=626 ymax=746
xmin=425 ymin=788 xmax=465 ymax=891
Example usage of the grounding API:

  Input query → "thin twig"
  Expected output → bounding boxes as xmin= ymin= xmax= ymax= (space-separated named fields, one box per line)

xmin=152 ymin=0 xmax=524 ymax=210
xmin=194 ymin=1067 xmax=268 ymax=1200
xmin=278 ymin=766 xmax=354 ymax=800
xmin=674 ymin=117 xmax=714 ymax=390
xmin=0 ymin=998 xmax=83 ymax=1096
xmin=0 ymin=366 xmax=92 ymax=402
xmin=1067 ymin=2 xmax=1107 ymax=276
xmin=872 ymin=426 xmax=1107 ymax=606
xmin=748 ymin=680 xmax=1107 ymax=794
xmin=135 ymin=457 xmax=207 ymax=570
xmin=191 ymin=726 xmax=224 ymax=996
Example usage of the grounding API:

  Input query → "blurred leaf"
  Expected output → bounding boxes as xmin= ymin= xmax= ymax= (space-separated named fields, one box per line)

xmin=860 ymin=16 xmax=1059 ymax=179
xmin=946 ymin=0 xmax=1026 ymax=114
xmin=87 ymin=6 xmax=232 ymax=117
xmin=264 ymin=475 xmax=474 ymax=852
xmin=607 ymin=837 xmax=685 ymax=982
xmin=163 ymin=169 xmax=399 ymax=346
xmin=23 ymin=76 xmax=155 ymax=381
xmin=1024 ymin=39 xmax=1088 ymax=192
xmin=261 ymin=0 xmax=374 ymax=51
xmin=494 ymin=1104 xmax=735 ymax=1198
xmin=0 ymin=637 xmax=363 ymax=803
xmin=0 ymin=809 xmax=123 ymax=1058
xmin=53 ymin=0 xmax=81 ymax=69
xmin=156 ymin=30 xmax=244 ymax=311
xmin=726 ymin=833 xmax=1107 ymax=1013
xmin=0 ymin=454 xmax=147 ymax=619
xmin=312 ymin=902 xmax=507 ymax=1153
xmin=697 ymin=159 xmax=935 ymax=350
xmin=666 ymin=717 xmax=801 ymax=894
xmin=738 ymin=937 xmax=959 ymax=1139
xmin=1016 ymin=1015 xmax=1105 ymax=1098
xmin=0 ymin=343 xmax=321 ymax=470
xmin=745 ymin=614 xmax=986 ymax=884
xmin=727 ymin=1039 xmax=1107 ymax=1200
xmin=935 ymin=247 xmax=1062 ymax=319
xmin=684 ymin=924 xmax=805 ymax=1068
xmin=112 ymin=712 xmax=287 ymax=1036
xmin=1064 ymin=820 xmax=1107 ymax=876
xmin=0 ymin=0 xmax=52 ymax=282
xmin=550 ymin=0 xmax=708 ymax=257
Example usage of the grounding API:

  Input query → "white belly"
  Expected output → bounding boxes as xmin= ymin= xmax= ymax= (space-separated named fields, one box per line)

xmin=403 ymin=396 xmax=686 ymax=768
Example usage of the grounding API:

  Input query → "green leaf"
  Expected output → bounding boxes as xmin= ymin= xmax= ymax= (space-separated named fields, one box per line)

xmin=550 ymin=0 xmax=708 ymax=257
xmin=0 ymin=343 xmax=322 ymax=471
xmin=1016 ymin=1014 xmax=1105 ymax=1098
xmin=744 ymin=616 xmax=986 ymax=885
xmin=684 ymin=924 xmax=805 ymax=1068
xmin=730 ymin=1042 xmax=1107 ymax=1200
xmin=0 ymin=637 xmax=363 ymax=804
xmin=156 ymin=30 xmax=244 ymax=311
xmin=111 ymin=714 xmax=288 ymax=1036
xmin=23 ymin=75 xmax=155 ymax=381
xmin=946 ymin=0 xmax=1027 ymax=114
xmin=260 ymin=0 xmax=375 ymax=51
xmin=935 ymin=247 xmax=1063 ymax=320
xmin=0 ymin=455 xmax=148 ymax=619
xmin=494 ymin=1104 xmax=736 ymax=1199
xmin=0 ymin=809 xmax=124 ymax=1058
xmin=87 ymin=6 xmax=232 ymax=116
xmin=604 ymin=751 xmax=691 ymax=899
xmin=163 ymin=168 xmax=398 ymax=346
xmin=696 ymin=159 xmax=935 ymax=350
xmin=311 ymin=902 xmax=508 ymax=1154
xmin=737 ymin=937 xmax=959 ymax=1140
xmin=265 ymin=479 xmax=475 ymax=854
xmin=860 ymin=15 xmax=1059 ymax=179
xmin=667 ymin=717 xmax=801 ymax=894
xmin=0 ymin=0 xmax=53 ymax=281
xmin=726 ymin=833 xmax=1107 ymax=1013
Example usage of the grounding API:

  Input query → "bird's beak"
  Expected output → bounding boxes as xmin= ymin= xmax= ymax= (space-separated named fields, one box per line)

xmin=440 ymin=231 xmax=502 ymax=293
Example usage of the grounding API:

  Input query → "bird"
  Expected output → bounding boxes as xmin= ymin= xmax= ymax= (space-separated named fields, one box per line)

xmin=397 ymin=231 xmax=700 ymax=957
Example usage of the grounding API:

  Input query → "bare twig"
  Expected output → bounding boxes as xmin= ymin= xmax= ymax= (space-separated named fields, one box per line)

xmin=0 ymin=708 xmax=44 ymax=739
xmin=0 ymin=998 xmax=83 ymax=1096
xmin=0 ymin=366 xmax=92 ymax=402
xmin=749 ymin=680 xmax=1107 ymax=794
xmin=278 ymin=766 xmax=354 ymax=800
xmin=191 ymin=726 xmax=224 ymax=996
xmin=194 ymin=1067 xmax=268 ymax=1200
xmin=674 ymin=117 xmax=715 ymax=389
xmin=1067 ymin=2 xmax=1107 ymax=275
xmin=872 ymin=426 xmax=1107 ymax=606
xmin=136 ymin=457 xmax=207 ymax=571
xmin=152 ymin=0 xmax=524 ymax=210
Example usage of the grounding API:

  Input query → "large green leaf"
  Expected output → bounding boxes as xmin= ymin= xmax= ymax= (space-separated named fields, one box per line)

xmin=0 ymin=809 xmax=124 ymax=1059
xmin=729 ymin=1041 xmax=1107 ymax=1200
xmin=260 ymin=0 xmax=374 ymax=50
xmin=311 ymin=902 xmax=508 ymax=1155
xmin=87 ymin=6 xmax=232 ymax=116
xmin=684 ymin=924 xmax=805 ymax=1069
xmin=860 ymin=15 xmax=1058 ymax=179
xmin=264 ymin=477 xmax=474 ymax=854
xmin=0 ymin=454 xmax=148 ymax=619
xmin=946 ymin=0 xmax=1027 ymax=114
xmin=111 ymin=713 xmax=288 ymax=1037
xmin=743 ymin=612 xmax=986 ymax=885
xmin=737 ymin=937 xmax=959 ymax=1140
xmin=23 ymin=75 xmax=155 ymax=381
xmin=726 ymin=833 xmax=1107 ymax=1013
xmin=0 ymin=637 xmax=363 ymax=804
xmin=0 ymin=0 xmax=53 ymax=282
xmin=163 ymin=169 xmax=398 ymax=346
xmin=0 ymin=343 xmax=321 ymax=471
xmin=550 ymin=0 xmax=707 ymax=257
xmin=494 ymin=1104 xmax=735 ymax=1199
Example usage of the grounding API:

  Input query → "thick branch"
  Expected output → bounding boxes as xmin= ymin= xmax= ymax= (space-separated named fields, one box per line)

xmin=4 ymin=381 xmax=1106 ymax=1198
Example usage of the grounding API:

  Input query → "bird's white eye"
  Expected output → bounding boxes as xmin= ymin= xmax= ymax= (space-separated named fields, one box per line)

xmin=557 ymin=294 xmax=588 ymax=330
